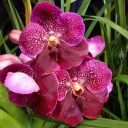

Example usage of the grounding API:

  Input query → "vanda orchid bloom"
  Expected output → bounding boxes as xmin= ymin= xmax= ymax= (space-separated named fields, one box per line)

xmin=1 ymin=58 xmax=112 ymax=126
xmin=2 ymin=1 xmax=113 ymax=127
xmin=1 ymin=63 xmax=40 ymax=106
xmin=1 ymin=55 xmax=112 ymax=126
xmin=9 ymin=2 xmax=88 ymax=75
xmin=34 ymin=59 xmax=112 ymax=126
xmin=9 ymin=2 xmax=105 ymax=73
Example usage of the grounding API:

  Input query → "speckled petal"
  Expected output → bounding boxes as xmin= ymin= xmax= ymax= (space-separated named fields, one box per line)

xmin=1 ymin=63 xmax=34 ymax=82
xmin=9 ymin=29 xmax=21 ymax=44
xmin=30 ymin=2 xmax=62 ymax=32
xmin=34 ymin=73 xmax=58 ymax=115
xmin=77 ymin=59 xmax=112 ymax=93
xmin=76 ymin=88 xmax=104 ymax=119
xmin=50 ymin=92 xmax=83 ymax=126
xmin=87 ymin=36 xmax=105 ymax=57
xmin=57 ymin=38 xmax=88 ymax=69
xmin=19 ymin=23 xmax=48 ymax=57
xmin=4 ymin=72 xmax=40 ymax=94
xmin=32 ymin=46 xmax=60 ymax=75
xmin=0 ymin=54 xmax=21 ymax=70
xmin=9 ymin=91 xmax=40 ymax=107
xmin=92 ymin=89 xmax=109 ymax=103
xmin=55 ymin=70 xmax=72 ymax=101
xmin=56 ymin=12 xmax=85 ymax=46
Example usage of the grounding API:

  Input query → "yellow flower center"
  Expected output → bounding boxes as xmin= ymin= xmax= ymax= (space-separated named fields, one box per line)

xmin=72 ymin=82 xmax=84 ymax=96
xmin=48 ymin=36 xmax=58 ymax=46
xmin=73 ymin=82 xmax=81 ymax=91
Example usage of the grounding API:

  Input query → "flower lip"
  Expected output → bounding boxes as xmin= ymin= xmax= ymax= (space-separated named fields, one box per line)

xmin=48 ymin=35 xmax=59 ymax=46
xmin=4 ymin=72 xmax=40 ymax=94
xmin=72 ymin=82 xmax=84 ymax=96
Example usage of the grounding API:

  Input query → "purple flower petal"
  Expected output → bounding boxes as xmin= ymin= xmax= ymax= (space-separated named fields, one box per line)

xmin=76 ymin=88 xmax=104 ymax=119
xmin=78 ymin=59 xmax=112 ymax=93
xmin=9 ymin=91 xmax=40 ymax=107
xmin=30 ymin=2 xmax=62 ymax=32
xmin=55 ymin=70 xmax=72 ymax=101
xmin=0 ymin=54 xmax=21 ymax=70
xmin=87 ymin=36 xmax=105 ymax=57
xmin=32 ymin=46 xmax=60 ymax=75
xmin=91 ymin=88 xmax=110 ymax=103
xmin=107 ymin=82 xmax=113 ymax=93
xmin=57 ymin=38 xmax=88 ymax=69
xmin=19 ymin=53 xmax=33 ymax=64
xmin=56 ymin=12 xmax=85 ymax=46
xmin=1 ymin=63 xmax=34 ymax=82
xmin=19 ymin=23 xmax=48 ymax=57
xmin=34 ymin=73 xmax=58 ymax=115
xmin=0 ymin=70 xmax=2 ymax=82
xmin=50 ymin=92 xmax=83 ymax=126
xmin=4 ymin=72 xmax=40 ymax=94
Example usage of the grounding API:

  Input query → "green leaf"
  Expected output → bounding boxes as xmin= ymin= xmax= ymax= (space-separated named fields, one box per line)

xmin=29 ymin=114 xmax=64 ymax=124
xmin=37 ymin=0 xmax=43 ymax=2
xmin=116 ymin=82 xmax=127 ymax=120
xmin=77 ymin=0 xmax=91 ymax=15
xmin=0 ymin=30 xmax=11 ymax=54
xmin=103 ymin=107 xmax=121 ymax=120
xmin=78 ymin=118 xmax=128 ymax=128
xmin=101 ymin=25 xmax=115 ymax=73
xmin=0 ymin=83 xmax=31 ymax=128
xmin=116 ymin=0 xmax=126 ymax=28
xmin=43 ymin=121 xmax=58 ymax=128
xmin=85 ymin=16 xmax=128 ymax=39
xmin=49 ymin=0 xmax=55 ymax=4
xmin=12 ymin=2 xmax=24 ymax=29
xmin=65 ymin=0 xmax=71 ymax=12
xmin=3 ymin=0 xmax=21 ymax=30
xmin=85 ymin=0 xmax=114 ymax=38
xmin=0 ymin=109 xmax=23 ymax=128
xmin=114 ymin=75 xmax=128 ymax=85
xmin=38 ymin=0 xmax=54 ymax=3
xmin=10 ymin=46 xmax=19 ymax=54
xmin=33 ymin=119 xmax=45 ymax=128
xmin=71 ymin=0 xmax=77 ymax=2
xmin=22 ymin=0 xmax=32 ymax=25
xmin=61 ymin=0 xmax=64 ymax=11
xmin=57 ymin=124 xmax=69 ymax=128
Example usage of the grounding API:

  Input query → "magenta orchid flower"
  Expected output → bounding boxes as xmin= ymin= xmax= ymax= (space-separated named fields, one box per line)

xmin=18 ymin=2 xmax=88 ymax=75
xmin=1 ymin=63 xmax=58 ymax=115
xmin=1 ymin=58 xmax=112 ymax=126
xmin=1 ymin=63 xmax=40 ymax=106
xmin=32 ymin=59 xmax=112 ymax=126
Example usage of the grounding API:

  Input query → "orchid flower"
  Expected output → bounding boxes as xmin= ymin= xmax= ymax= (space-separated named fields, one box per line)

xmin=33 ymin=59 xmax=112 ymax=126
xmin=1 ymin=63 xmax=40 ymax=106
xmin=9 ymin=2 xmax=88 ymax=75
